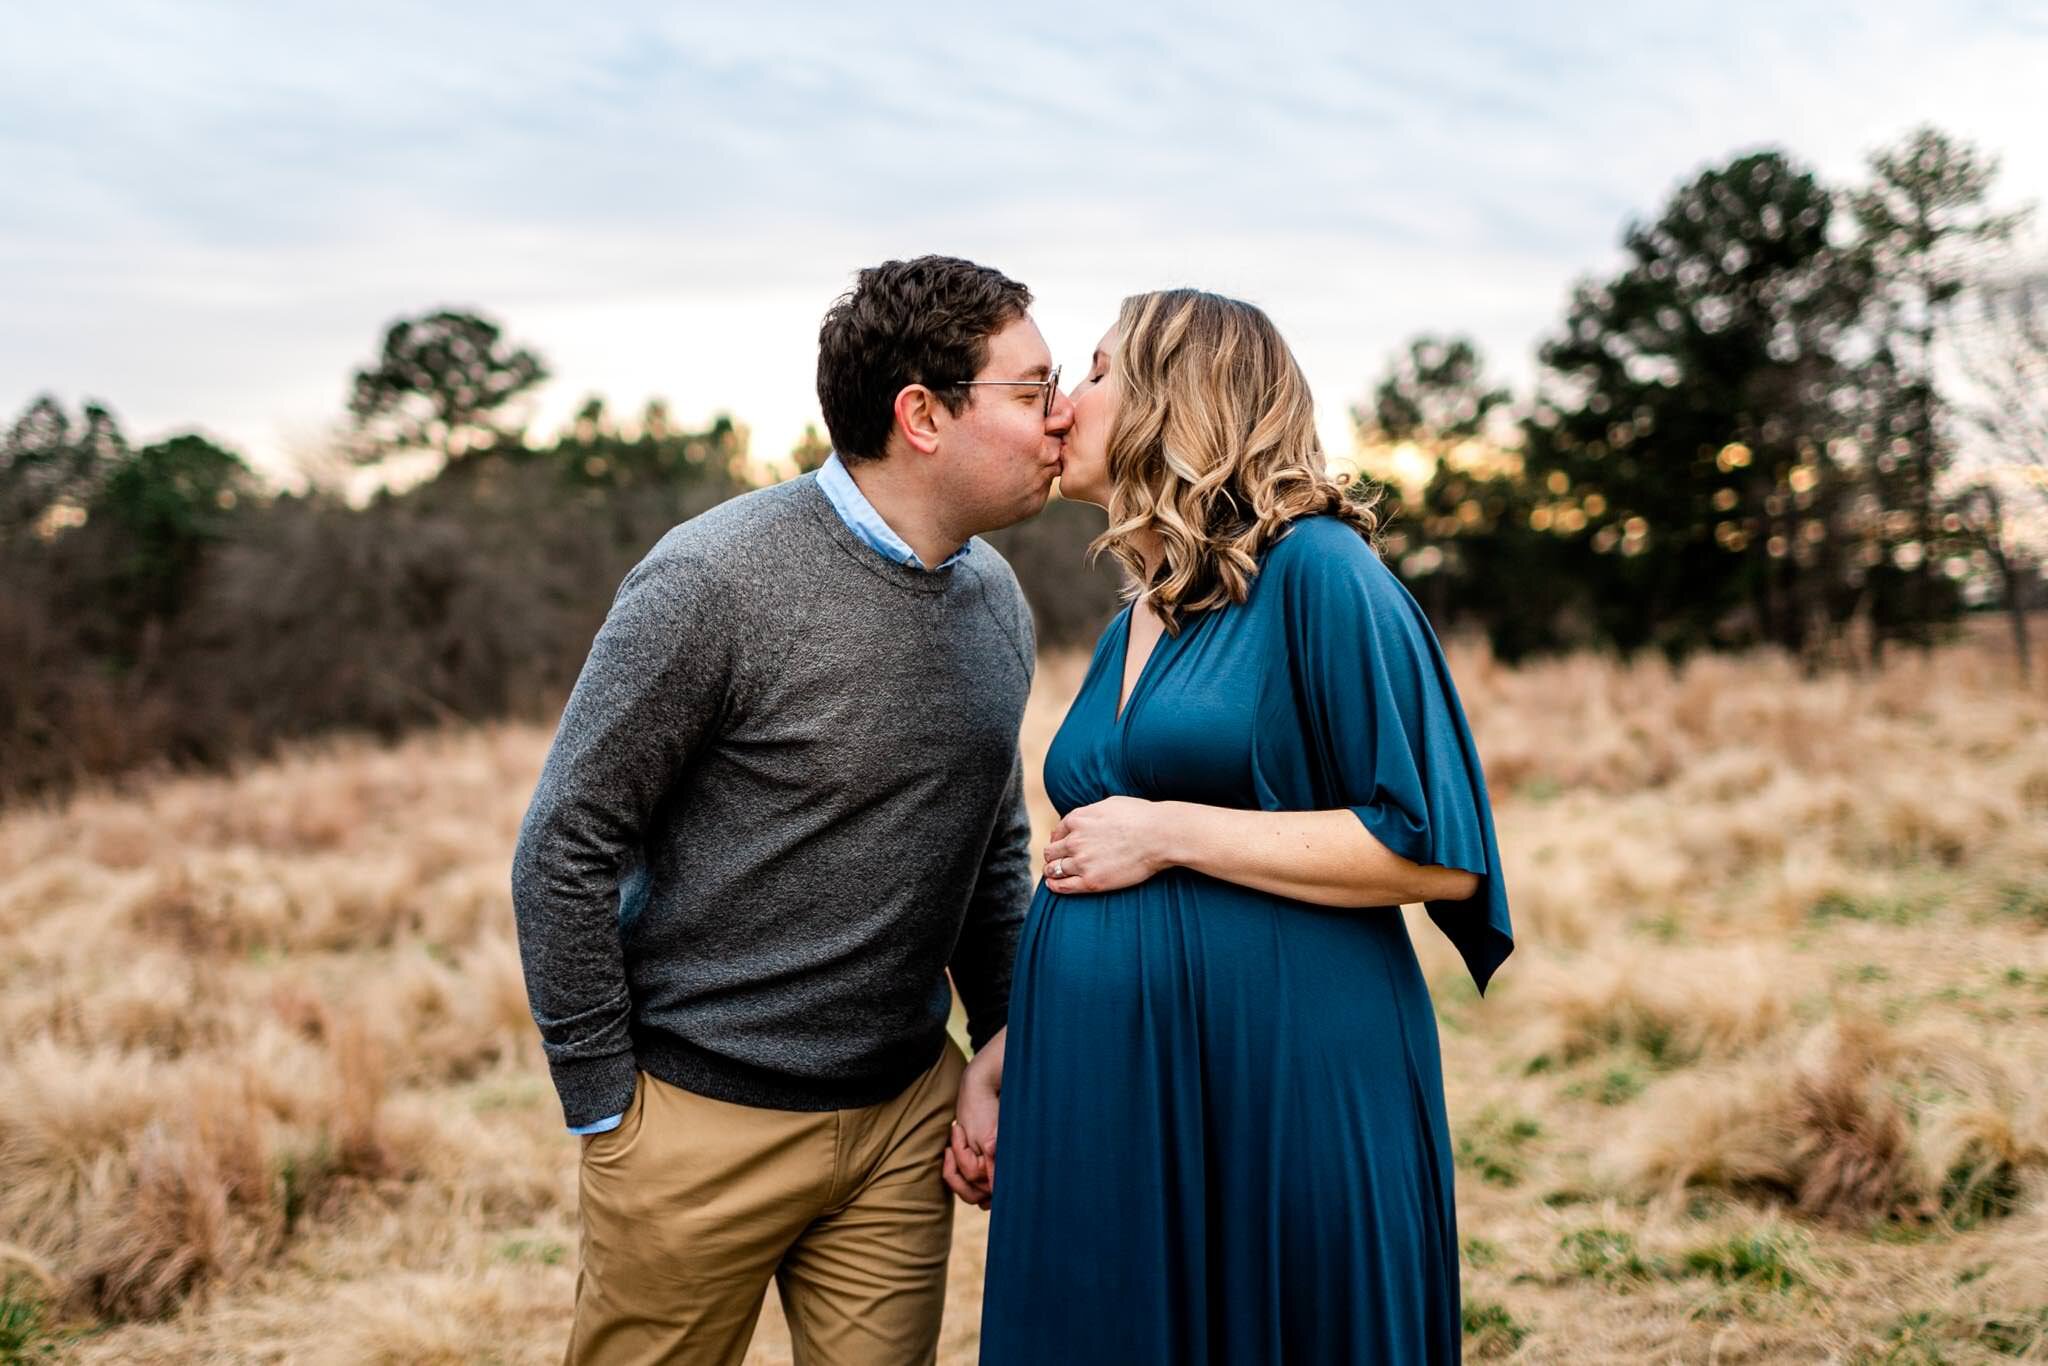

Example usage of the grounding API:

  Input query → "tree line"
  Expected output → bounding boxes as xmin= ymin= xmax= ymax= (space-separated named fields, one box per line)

xmin=3 ymin=124 xmax=2041 ymax=804
xmin=1356 ymin=126 xmax=2042 ymax=673
xmin=0 ymin=308 xmax=1119 ymax=802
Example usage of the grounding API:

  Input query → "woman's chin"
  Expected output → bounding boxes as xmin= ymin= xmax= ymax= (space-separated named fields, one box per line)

xmin=1053 ymin=477 xmax=1102 ymax=508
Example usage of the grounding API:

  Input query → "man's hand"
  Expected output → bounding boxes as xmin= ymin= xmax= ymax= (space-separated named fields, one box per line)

xmin=943 ymin=1028 xmax=1005 ymax=1210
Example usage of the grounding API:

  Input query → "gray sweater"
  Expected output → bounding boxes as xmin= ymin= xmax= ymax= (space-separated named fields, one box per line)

xmin=510 ymin=474 xmax=1036 ymax=1128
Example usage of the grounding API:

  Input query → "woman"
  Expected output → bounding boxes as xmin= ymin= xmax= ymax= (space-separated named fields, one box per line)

xmin=958 ymin=290 xmax=1514 ymax=1364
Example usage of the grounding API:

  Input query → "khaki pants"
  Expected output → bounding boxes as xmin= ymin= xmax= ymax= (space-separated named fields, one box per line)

xmin=563 ymin=1042 xmax=966 ymax=1366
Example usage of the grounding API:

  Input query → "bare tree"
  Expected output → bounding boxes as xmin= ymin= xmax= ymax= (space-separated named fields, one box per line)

xmin=1848 ymin=126 xmax=2032 ymax=649
xmin=1953 ymin=267 xmax=2048 ymax=681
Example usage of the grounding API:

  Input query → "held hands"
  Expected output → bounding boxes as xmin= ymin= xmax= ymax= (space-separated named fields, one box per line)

xmin=944 ymin=1029 xmax=1005 ymax=1210
xmin=1043 ymin=796 xmax=1173 ymax=896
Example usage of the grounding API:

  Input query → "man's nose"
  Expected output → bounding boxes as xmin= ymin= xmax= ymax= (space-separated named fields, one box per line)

xmin=1045 ymin=389 xmax=1075 ymax=435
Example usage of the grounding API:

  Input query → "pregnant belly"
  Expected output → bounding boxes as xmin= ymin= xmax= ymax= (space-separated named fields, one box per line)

xmin=1022 ymin=870 xmax=1425 ymax=1042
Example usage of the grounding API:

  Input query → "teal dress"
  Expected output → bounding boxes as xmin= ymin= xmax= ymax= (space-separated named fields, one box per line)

xmin=978 ymin=515 xmax=1514 ymax=1365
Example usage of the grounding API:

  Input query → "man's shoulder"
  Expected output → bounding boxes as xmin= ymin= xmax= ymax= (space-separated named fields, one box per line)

xmin=961 ymin=533 xmax=1023 ymax=587
xmin=635 ymin=478 xmax=821 ymax=576
xmin=961 ymin=536 xmax=1032 ymax=615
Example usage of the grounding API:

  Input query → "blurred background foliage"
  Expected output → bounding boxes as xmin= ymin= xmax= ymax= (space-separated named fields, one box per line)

xmin=4 ymin=125 xmax=2042 ymax=804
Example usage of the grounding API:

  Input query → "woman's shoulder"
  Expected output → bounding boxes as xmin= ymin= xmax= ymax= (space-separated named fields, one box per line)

xmin=1259 ymin=513 xmax=1395 ymax=596
xmin=1256 ymin=515 xmax=1445 ymax=663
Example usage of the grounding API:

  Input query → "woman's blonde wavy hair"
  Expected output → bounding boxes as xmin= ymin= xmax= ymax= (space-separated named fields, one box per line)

xmin=1091 ymin=289 xmax=1384 ymax=633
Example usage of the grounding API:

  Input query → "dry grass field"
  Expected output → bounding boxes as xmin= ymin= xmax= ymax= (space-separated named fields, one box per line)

xmin=2 ymin=620 xmax=2046 ymax=1363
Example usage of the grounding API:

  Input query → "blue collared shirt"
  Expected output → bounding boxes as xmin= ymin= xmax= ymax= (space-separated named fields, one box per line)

xmin=566 ymin=450 xmax=966 ymax=1137
xmin=814 ymin=451 xmax=971 ymax=571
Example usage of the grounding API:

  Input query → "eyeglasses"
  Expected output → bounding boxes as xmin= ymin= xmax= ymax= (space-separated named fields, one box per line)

xmin=943 ymin=365 xmax=1062 ymax=419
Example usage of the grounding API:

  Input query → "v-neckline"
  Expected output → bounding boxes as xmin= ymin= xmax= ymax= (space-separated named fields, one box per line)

xmin=1114 ymin=603 xmax=1167 ymax=724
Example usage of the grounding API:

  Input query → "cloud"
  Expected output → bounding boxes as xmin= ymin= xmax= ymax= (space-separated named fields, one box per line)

xmin=3 ymin=2 xmax=2044 ymax=481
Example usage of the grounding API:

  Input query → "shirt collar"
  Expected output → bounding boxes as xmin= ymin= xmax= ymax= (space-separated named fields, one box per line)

xmin=815 ymin=451 xmax=970 ymax=571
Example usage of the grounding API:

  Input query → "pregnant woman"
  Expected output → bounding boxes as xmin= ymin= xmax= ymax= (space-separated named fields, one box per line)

xmin=961 ymin=289 xmax=1515 ymax=1364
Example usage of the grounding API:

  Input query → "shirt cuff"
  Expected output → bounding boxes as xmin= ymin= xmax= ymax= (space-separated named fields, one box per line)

xmin=568 ymin=1111 xmax=624 ymax=1136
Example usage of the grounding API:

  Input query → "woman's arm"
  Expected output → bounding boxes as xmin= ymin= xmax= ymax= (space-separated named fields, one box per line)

xmin=1040 ymin=795 xmax=1480 ymax=908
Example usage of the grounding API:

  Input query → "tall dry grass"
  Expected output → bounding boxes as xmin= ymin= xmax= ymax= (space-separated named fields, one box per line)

xmin=0 ymin=620 xmax=2043 ymax=1362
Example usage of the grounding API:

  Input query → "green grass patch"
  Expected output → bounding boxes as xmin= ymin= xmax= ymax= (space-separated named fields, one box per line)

xmin=1866 ymin=1309 xmax=1950 ymax=1365
xmin=1561 ymin=1066 xmax=1646 ymax=1106
xmin=1557 ymin=1228 xmax=1664 ymax=1285
xmin=1433 ymin=975 xmax=1481 ymax=1008
xmin=1433 ymin=974 xmax=1481 ymax=1033
xmin=1680 ymin=1231 xmax=1808 ymax=1293
xmin=1593 ymin=1067 xmax=1644 ymax=1106
xmin=1809 ymin=891 xmax=1929 ymax=927
xmin=0 ymin=1273 xmax=60 ymax=1364
xmin=1940 ymin=1149 xmax=2026 ymax=1228
xmin=1461 ymin=1299 xmax=1529 ymax=1357
xmin=1634 ymin=908 xmax=1685 ymax=943
xmin=1867 ymin=1213 xmax=1945 ymax=1246
xmin=1460 ymin=1237 xmax=1500 ymax=1268
xmin=1976 ymin=1306 xmax=2048 ymax=1356
xmin=495 ymin=1236 xmax=568 ymax=1266
xmin=1456 ymin=1109 xmax=1543 ymax=1188
xmin=1528 ymin=1014 xmax=1695 ymax=1076
xmin=1683 ymin=1191 xmax=1731 ymax=1221
xmin=1846 ymin=1304 xmax=2048 ymax=1363
xmin=274 ymin=1138 xmax=336 ymax=1239
xmin=1633 ymin=1018 xmax=1683 ymax=1066
xmin=1872 ymin=1305 xmax=2048 ymax=1359
xmin=1993 ymin=881 xmax=2048 ymax=926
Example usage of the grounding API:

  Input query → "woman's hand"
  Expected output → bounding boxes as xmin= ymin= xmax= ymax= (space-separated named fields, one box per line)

xmin=1042 ymin=796 xmax=1172 ymax=895
xmin=944 ymin=1029 xmax=1005 ymax=1210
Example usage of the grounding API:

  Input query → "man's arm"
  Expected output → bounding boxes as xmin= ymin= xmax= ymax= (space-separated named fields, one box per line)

xmin=949 ymin=569 xmax=1037 ymax=1054
xmin=942 ymin=750 xmax=1029 ymax=1207
xmin=510 ymin=540 xmax=731 ymax=1132
xmin=948 ymin=748 xmax=1033 ymax=1053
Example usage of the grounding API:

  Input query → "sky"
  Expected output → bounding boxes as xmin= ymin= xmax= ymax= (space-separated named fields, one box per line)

xmin=4 ymin=1 xmax=2046 ymax=490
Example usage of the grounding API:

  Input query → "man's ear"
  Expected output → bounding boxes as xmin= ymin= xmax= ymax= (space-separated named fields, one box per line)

xmin=893 ymin=385 xmax=944 ymax=456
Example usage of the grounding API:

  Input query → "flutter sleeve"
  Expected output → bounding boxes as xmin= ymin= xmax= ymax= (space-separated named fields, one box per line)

xmin=1255 ymin=518 xmax=1515 ymax=995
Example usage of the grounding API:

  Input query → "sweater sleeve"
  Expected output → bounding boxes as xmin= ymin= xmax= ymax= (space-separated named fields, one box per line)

xmin=949 ymin=564 xmax=1036 ymax=1049
xmin=510 ymin=537 xmax=733 ymax=1128
xmin=950 ymin=746 xmax=1033 ymax=1049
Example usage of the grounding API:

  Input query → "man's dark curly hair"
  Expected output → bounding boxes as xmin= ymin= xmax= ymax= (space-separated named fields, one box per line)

xmin=816 ymin=255 xmax=1033 ymax=464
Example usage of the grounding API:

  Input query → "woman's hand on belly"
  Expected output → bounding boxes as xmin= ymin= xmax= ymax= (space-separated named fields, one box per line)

xmin=1042 ymin=796 xmax=1173 ymax=896
xmin=1050 ymin=798 xmax=1480 ymax=909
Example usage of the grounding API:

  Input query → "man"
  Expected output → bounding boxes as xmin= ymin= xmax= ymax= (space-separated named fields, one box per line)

xmin=511 ymin=254 xmax=1068 ymax=1365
